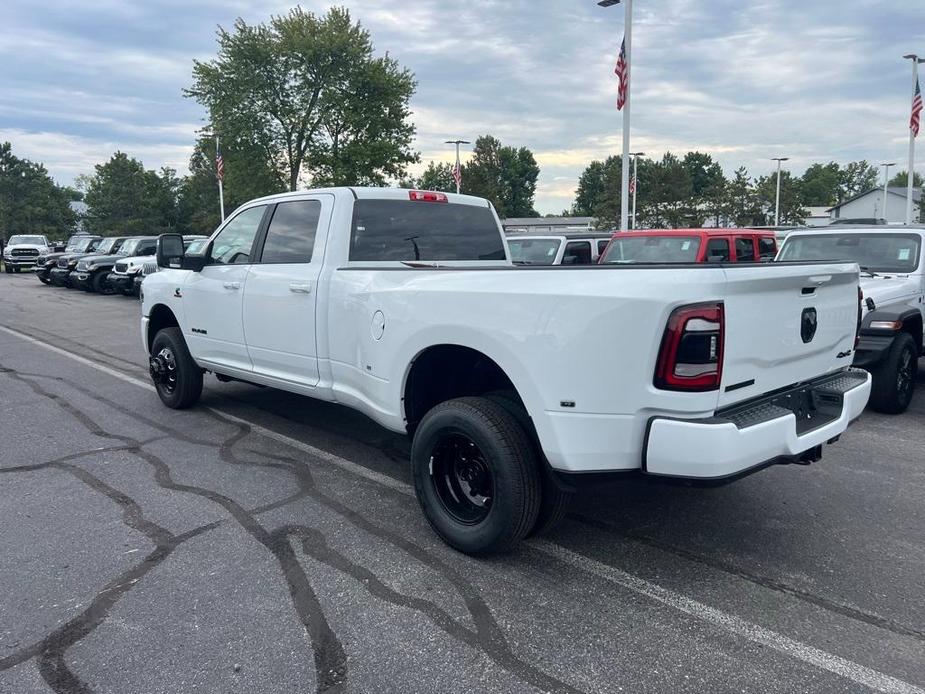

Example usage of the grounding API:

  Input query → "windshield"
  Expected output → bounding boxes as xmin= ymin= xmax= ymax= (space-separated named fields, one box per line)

xmin=119 ymin=239 xmax=145 ymax=256
xmin=778 ymin=233 xmax=921 ymax=273
xmin=9 ymin=235 xmax=45 ymax=245
xmin=507 ymin=238 xmax=562 ymax=265
xmin=601 ymin=235 xmax=702 ymax=264
xmin=71 ymin=237 xmax=100 ymax=253
xmin=185 ymin=239 xmax=208 ymax=255
xmin=95 ymin=238 xmax=123 ymax=255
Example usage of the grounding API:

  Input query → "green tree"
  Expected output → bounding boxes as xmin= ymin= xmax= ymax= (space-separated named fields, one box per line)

xmin=416 ymin=162 xmax=456 ymax=193
xmin=83 ymin=152 xmax=181 ymax=234
xmin=800 ymin=162 xmax=842 ymax=206
xmin=644 ymin=153 xmax=693 ymax=228
xmin=839 ymin=160 xmax=879 ymax=199
xmin=177 ymin=137 xmax=284 ymax=234
xmin=463 ymin=135 xmax=540 ymax=217
xmin=187 ymin=6 xmax=418 ymax=191
xmin=682 ymin=151 xmax=726 ymax=227
xmin=572 ymin=158 xmax=614 ymax=217
xmin=724 ymin=167 xmax=762 ymax=227
xmin=888 ymin=170 xmax=924 ymax=188
xmin=755 ymin=170 xmax=807 ymax=225
xmin=0 ymin=142 xmax=79 ymax=241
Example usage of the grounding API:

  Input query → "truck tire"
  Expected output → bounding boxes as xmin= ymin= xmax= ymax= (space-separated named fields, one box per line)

xmin=485 ymin=392 xmax=572 ymax=537
xmin=4 ymin=265 xmax=12 ymax=274
xmin=868 ymin=332 xmax=918 ymax=414
xmin=38 ymin=275 xmax=50 ymax=285
xmin=411 ymin=397 xmax=541 ymax=556
xmin=149 ymin=327 xmax=203 ymax=409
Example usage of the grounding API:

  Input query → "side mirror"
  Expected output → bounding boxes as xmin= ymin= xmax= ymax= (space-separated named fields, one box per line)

xmin=157 ymin=234 xmax=185 ymax=269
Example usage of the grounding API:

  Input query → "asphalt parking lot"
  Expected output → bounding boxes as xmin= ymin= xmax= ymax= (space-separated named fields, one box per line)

xmin=1 ymin=271 xmax=924 ymax=694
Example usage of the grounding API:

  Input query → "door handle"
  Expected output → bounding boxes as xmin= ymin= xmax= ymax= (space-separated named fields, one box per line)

xmin=223 ymin=281 xmax=241 ymax=290
xmin=289 ymin=282 xmax=312 ymax=294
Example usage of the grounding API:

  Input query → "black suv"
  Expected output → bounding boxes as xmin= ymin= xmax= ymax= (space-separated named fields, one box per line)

xmin=71 ymin=237 xmax=156 ymax=294
xmin=36 ymin=235 xmax=103 ymax=285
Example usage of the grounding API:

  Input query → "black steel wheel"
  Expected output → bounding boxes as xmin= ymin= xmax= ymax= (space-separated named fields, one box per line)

xmin=411 ymin=397 xmax=540 ymax=556
xmin=149 ymin=327 xmax=203 ymax=409
xmin=869 ymin=332 xmax=918 ymax=414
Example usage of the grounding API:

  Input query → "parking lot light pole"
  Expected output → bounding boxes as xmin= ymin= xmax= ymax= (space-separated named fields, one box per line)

xmin=445 ymin=140 xmax=470 ymax=194
xmin=630 ymin=151 xmax=644 ymax=229
xmin=598 ymin=0 xmax=632 ymax=231
xmin=880 ymin=162 xmax=896 ymax=220
xmin=903 ymin=55 xmax=923 ymax=225
xmin=771 ymin=157 xmax=789 ymax=227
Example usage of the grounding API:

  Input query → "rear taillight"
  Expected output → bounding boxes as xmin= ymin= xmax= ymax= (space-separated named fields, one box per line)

xmin=409 ymin=190 xmax=448 ymax=203
xmin=654 ymin=303 xmax=724 ymax=391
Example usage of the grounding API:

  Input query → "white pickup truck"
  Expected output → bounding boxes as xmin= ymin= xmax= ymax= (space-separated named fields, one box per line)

xmin=142 ymin=188 xmax=871 ymax=555
xmin=779 ymin=225 xmax=924 ymax=413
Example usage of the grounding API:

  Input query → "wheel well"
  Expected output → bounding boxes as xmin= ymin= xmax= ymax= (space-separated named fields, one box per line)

xmin=403 ymin=345 xmax=521 ymax=432
xmin=902 ymin=314 xmax=923 ymax=354
xmin=147 ymin=304 xmax=179 ymax=352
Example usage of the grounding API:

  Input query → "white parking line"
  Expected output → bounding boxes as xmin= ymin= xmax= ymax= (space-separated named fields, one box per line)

xmin=1 ymin=323 xmax=921 ymax=694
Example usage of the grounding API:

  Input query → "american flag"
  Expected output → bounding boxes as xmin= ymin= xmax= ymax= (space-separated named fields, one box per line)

xmin=452 ymin=162 xmax=462 ymax=190
xmin=912 ymin=78 xmax=923 ymax=138
xmin=215 ymin=142 xmax=225 ymax=182
xmin=614 ymin=38 xmax=628 ymax=111
xmin=629 ymin=176 xmax=636 ymax=195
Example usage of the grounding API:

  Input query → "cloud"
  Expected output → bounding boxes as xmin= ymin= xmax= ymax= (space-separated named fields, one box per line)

xmin=1 ymin=0 xmax=923 ymax=214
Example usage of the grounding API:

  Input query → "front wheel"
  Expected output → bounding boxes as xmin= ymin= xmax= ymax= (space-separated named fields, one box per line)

xmin=149 ymin=327 xmax=203 ymax=409
xmin=91 ymin=272 xmax=114 ymax=294
xmin=38 ymin=275 xmax=50 ymax=285
xmin=868 ymin=333 xmax=918 ymax=414
xmin=3 ymin=265 xmax=11 ymax=274
xmin=411 ymin=397 xmax=541 ymax=556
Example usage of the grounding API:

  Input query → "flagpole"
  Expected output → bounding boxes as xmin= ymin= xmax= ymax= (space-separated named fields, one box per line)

xmin=904 ymin=55 xmax=921 ymax=225
xmin=444 ymin=139 xmax=469 ymax=194
xmin=216 ymin=135 xmax=225 ymax=223
xmin=620 ymin=0 xmax=633 ymax=232
xmin=630 ymin=151 xmax=644 ymax=229
xmin=880 ymin=162 xmax=895 ymax=220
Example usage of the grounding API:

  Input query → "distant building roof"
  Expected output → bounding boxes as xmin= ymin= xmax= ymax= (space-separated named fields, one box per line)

xmin=827 ymin=187 xmax=921 ymax=212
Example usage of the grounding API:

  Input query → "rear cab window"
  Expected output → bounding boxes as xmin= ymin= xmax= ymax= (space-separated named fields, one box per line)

xmin=600 ymin=235 xmax=701 ymax=264
xmin=735 ymin=237 xmax=756 ymax=262
xmin=349 ymin=199 xmax=506 ymax=262
xmin=563 ymin=241 xmax=592 ymax=265
xmin=758 ymin=236 xmax=777 ymax=260
xmin=706 ymin=238 xmax=730 ymax=262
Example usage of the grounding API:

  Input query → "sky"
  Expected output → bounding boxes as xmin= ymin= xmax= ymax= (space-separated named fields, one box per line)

xmin=1 ymin=0 xmax=924 ymax=215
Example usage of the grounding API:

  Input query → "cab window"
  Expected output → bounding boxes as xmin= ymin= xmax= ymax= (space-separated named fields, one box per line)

xmin=735 ymin=237 xmax=756 ymax=262
xmin=563 ymin=241 xmax=592 ymax=265
xmin=706 ymin=238 xmax=730 ymax=262
xmin=210 ymin=206 xmax=267 ymax=265
xmin=758 ymin=237 xmax=777 ymax=260
xmin=597 ymin=239 xmax=610 ymax=257
xmin=259 ymin=200 xmax=321 ymax=264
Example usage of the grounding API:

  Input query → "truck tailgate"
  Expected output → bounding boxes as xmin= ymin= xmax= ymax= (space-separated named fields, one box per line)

xmin=718 ymin=262 xmax=859 ymax=408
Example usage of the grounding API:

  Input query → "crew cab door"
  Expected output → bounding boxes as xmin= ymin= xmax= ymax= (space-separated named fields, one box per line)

xmin=183 ymin=205 xmax=269 ymax=371
xmin=242 ymin=196 xmax=333 ymax=386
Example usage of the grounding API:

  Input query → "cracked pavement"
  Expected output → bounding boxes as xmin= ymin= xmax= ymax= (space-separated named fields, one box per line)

xmin=0 ymin=272 xmax=923 ymax=694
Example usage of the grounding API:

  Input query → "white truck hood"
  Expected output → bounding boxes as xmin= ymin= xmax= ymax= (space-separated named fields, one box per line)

xmin=859 ymin=275 xmax=920 ymax=316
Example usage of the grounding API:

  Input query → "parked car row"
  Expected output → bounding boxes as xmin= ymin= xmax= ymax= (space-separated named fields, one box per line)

xmin=505 ymin=229 xmax=779 ymax=266
xmin=31 ymin=234 xmax=207 ymax=297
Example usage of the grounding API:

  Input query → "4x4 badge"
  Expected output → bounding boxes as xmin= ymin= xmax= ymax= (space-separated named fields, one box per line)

xmin=801 ymin=307 xmax=817 ymax=344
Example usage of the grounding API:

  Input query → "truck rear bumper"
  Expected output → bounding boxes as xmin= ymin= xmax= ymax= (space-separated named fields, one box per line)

xmin=643 ymin=369 xmax=871 ymax=480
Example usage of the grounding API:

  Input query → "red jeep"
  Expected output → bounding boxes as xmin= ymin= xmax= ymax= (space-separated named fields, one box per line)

xmin=599 ymin=229 xmax=778 ymax=264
